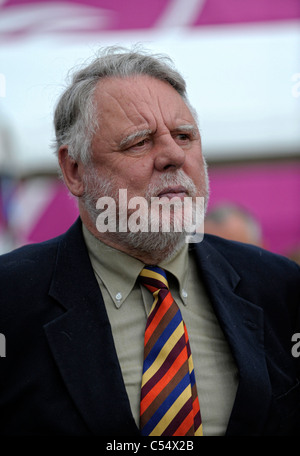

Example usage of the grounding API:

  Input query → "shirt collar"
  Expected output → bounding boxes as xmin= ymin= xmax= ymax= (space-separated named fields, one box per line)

xmin=82 ymin=225 xmax=189 ymax=308
xmin=160 ymin=242 xmax=189 ymax=304
xmin=83 ymin=225 xmax=144 ymax=308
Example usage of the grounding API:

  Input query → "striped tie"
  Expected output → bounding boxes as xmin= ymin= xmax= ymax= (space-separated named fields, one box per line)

xmin=139 ymin=266 xmax=202 ymax=436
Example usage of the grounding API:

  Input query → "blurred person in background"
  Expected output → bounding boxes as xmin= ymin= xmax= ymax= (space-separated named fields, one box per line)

xmin=205 ymin=203 xmax=263 ymax=246
xmin=0 ymin=46 xmax=299 ymax=437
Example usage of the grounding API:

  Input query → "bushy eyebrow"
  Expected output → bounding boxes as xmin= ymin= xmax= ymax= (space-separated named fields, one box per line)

xmin=174 ymin=124 xmax=198 ymax=137
xmin=119 ymin=124 xmax=198 ymax=149
xmin=119 ymin=129 xmax=152 ymax=149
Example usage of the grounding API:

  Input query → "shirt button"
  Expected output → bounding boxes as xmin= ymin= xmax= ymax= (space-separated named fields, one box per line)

xmin=116 ymin=292 xmax=122 ymax=302
xmin=182 ymin=289 xmax=188 ymax=298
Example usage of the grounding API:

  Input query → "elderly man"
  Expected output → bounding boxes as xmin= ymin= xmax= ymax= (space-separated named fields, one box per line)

xmin=0 ymin=47 xmax=299 ymax=437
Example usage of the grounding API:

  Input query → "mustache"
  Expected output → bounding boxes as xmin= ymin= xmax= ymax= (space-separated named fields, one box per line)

xmin=145 ymin=170 xmax=197 ymax=200
xmin=82 ymin=168 xmax=200 ymax=211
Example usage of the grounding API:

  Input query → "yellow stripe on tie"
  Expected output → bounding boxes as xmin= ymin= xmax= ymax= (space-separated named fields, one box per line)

xmin=149 ymin=384 xmax=191 ymax=436
xmin=141 ymin=322 xmax=183 ymax=387
xmin=149 ymin=294 xmax=159 ymax=316
xmin=195 ymin=423 xmax=203 ymax=436
xmin=140 ymin=269 xmax=169 ymax=288
xmin=188 ymin=354 xmax=194 ymax=374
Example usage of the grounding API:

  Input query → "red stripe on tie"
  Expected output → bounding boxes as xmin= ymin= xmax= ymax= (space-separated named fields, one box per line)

xmin=144 ymin=292 xmax=173 ymax=345
xmin=141 ymin=334 xmax=186 ymax=399
xmin=140 ymin=346 xmax=187 ymax=415
xmin=173 ymin=409 xmax=194 ymax=436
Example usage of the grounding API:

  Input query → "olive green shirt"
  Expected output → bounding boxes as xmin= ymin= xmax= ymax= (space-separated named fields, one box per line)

xmin=83 ymin=225 xmax=238 ymax=436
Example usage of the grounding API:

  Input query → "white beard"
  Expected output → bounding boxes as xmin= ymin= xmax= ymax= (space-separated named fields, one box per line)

xmin=81 ymin=164 xmax=209 ymax=262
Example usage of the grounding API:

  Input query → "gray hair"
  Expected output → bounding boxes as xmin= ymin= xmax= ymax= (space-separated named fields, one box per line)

xmin=53 ymin=45 xmax=192 ymax=165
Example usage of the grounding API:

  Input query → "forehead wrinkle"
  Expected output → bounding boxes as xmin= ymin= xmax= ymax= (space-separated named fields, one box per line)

xmin=154 ymin=86 xmax=197 ymax=132
xmin=96 ymin=88 xmax=150 ymax=146
xmin=98 ymin=89 xmax=134 ymax=120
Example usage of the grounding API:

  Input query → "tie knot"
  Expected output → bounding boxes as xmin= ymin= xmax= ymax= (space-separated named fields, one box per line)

xmin=139 ymin=266 xmax=169 ymax=293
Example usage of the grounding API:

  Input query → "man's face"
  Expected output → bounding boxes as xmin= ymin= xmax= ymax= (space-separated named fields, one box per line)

xmin=90 ymin=75 xmax=207 ymax=203
xmin=81 ymin=75 xmax=208 ymax=260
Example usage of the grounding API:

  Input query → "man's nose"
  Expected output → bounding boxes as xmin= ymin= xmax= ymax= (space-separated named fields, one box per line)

xmin=153 ymin=135 xmax=185 ymax=172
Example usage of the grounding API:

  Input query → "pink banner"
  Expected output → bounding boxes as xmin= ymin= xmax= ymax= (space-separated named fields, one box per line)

xmin=208 ymin=161 xmax=300 ymax=256
xmin=194 ymin=0 xmax=300 ymax=26
xmin=0 ymin=0 xmax=299 ymax=41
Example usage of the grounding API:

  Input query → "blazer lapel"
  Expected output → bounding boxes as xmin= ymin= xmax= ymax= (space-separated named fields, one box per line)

xmin=192 ymin=237 xmax=272 ymax=436
xmin=44 ymin=219 xmax=139 ymax=436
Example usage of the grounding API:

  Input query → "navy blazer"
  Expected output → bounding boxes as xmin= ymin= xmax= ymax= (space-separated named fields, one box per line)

xmin=0 ymin=218 xmax=299 ymax=436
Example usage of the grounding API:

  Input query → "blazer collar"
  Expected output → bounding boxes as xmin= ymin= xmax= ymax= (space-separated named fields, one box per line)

xmin=191 ymin=236 xmax=272 ymax=436
xmin=45 ymin=218 xmax=139 ymax=436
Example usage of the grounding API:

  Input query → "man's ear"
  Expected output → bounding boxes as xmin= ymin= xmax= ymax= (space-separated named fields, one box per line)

xmin=58 ymin=146 xmax=84 ymax=197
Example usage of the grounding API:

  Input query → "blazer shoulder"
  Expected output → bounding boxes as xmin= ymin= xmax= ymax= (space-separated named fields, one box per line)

xmin=203 ymin=233 xmax=300 ymax=276
xmin=0 ymin=234 xmax=65 ymax=301
xmin=201 ymin=234 xmax=300 ymax=313
xmin=0 ymin=217 xmax=83 ymax=296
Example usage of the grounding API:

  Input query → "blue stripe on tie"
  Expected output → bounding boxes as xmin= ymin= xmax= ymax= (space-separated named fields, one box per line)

xmin=144 ymin=266 xmax=167 ymax=281
xmin=189 ymin=369 xmax=196 ymax=387
xmin=142 ymin=310 xmax=182 ymax=374
xmin=141 ymin=371 xmax=190 ymax=436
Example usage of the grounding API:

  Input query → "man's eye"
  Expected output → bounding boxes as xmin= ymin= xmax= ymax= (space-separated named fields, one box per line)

xmin=134 ymin=139 xmax=147 ymax=147
xmin=129 ymin=138 xmax=151 ymax=150
xmin=176 ymin=133 xmax=191 ymax=142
